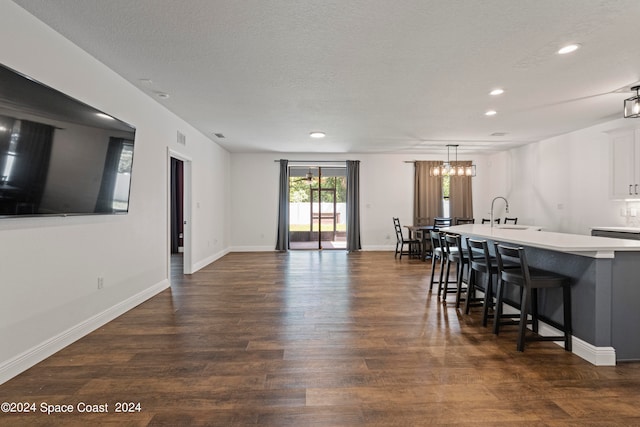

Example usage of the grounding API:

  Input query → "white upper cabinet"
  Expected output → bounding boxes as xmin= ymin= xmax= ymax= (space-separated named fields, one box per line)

xmin=609 ymin=128 xmax=640 ymax=199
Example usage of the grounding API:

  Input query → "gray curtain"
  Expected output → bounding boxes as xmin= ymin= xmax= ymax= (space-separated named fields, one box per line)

xmin=346 ymin=160 xmax=361 ymax=252
xmin=414 ymin=161 xmax=443 ymax=226
xmin=449 ymin=161 xmax=474 ymax=221
xmin=275 ymin=159 xmax=289 ymax=251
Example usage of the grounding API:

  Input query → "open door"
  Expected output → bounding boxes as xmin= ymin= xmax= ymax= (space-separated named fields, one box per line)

xmin=168 ymin=149 xmax=192 ymax=280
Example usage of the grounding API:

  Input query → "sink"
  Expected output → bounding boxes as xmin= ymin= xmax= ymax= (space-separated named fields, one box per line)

xmin=496 ymin=226 xmax=529 ymax=230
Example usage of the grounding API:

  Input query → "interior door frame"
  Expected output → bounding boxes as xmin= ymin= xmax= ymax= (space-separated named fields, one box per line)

xmin=167 ymin=148 xmax=193 ymax=276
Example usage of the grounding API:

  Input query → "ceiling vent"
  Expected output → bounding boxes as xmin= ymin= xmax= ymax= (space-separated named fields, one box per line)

xmin=177 ymin=131 xmax=186 ymax=145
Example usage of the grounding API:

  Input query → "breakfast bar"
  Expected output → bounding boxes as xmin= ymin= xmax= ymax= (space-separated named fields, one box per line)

xmin=444 ymin=224 xmax=640 ymax=365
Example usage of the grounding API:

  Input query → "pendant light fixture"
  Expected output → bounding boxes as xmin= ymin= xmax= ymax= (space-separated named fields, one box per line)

xmin=429 ymin=144 xmax=476 ymax=177
xmin=624 ymin=86 xmax=640 ymax=118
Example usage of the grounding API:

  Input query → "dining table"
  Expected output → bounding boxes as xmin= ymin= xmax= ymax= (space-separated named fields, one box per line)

xmin=405 ymin=225 xmax=437 ymax=260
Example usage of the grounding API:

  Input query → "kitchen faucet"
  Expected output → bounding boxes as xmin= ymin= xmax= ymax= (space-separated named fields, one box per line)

xmin=490 ymin=196 xmax=509 ymax=228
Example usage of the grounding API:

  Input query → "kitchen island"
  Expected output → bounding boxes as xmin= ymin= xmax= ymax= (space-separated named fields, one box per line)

xmin=443 ymin=224 xmax=640 ymax=365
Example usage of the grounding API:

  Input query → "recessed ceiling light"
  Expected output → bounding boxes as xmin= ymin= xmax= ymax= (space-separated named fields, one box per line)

xmin=489 ymin=89 xmax=504 ymax=96
xmin=139 ymin=78 xmax=153 ymax=84
xmin=491 ymin=132 xmax=508 ymax=136
xmin=485 ymin=110 xmax=497 ymax=116
xmin=558 ymin=44 xmax=580 ymax=54
xmin=310 ymin=132 xmax=326 ymax=138
xmin=156 ymin=92 xmax=170 ymax=99
xmin=96 ymin=113 xmax=114 ymax=120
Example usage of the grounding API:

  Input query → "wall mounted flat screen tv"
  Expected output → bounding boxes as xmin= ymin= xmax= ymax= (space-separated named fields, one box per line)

xmin=0 ymin=63 xmax=136 ymax=218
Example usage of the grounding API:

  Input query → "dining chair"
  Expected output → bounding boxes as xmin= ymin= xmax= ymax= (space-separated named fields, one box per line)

xmin=455 ymin=217 xmax=475 ymax=225
xmin=393 ymin=217 xmax=420 ymax=259
xmin=482 ymin=218 xmax=500 ymax=224
xmin=433 ymin=217 xmax=452 ymax=229
xmin=504 ymin=217 xmax=518 ymax=225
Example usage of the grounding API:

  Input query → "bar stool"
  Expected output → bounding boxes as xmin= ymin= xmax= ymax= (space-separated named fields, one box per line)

xmin=441 ymin=233 xmax=468 ymax=308
xmin=465 ymin=238 xmax=499 ymax=326
xmin=428 ymin=231 xmax=445 ymax=292
xmin=493 ymin=243 xmax=572 ymax=352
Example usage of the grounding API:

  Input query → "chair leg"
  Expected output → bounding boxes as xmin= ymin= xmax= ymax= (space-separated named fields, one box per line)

xmin=563 ymin=283 xmax=572 ymax=351
xmin=481 ymin=272 xmax=493 ymax=327
xmin=493 ymin=278 xmax=504 ymax=335
xmin=441 ymin=258 xmax=452 ymax=302
xmin=455 ymin=262 xmax=465 ymax=309
xmin=438 ymin=255 xmax=446 ymax=293
xmin=464 ymin=269 xmax=475 ymax=314
xmin=531 ymin=288 xmax=539 ymax=334
xmin=517 ymin=288 xmax=530 ymax=352
xmin=429 ymin=255 xmax=437 ymax=291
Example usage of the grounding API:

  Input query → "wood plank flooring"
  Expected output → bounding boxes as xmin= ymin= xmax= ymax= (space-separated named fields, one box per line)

xmin=2 ymin=251 xmax=640 ymax=426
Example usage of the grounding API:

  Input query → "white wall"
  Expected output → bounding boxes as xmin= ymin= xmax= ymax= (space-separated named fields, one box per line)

xmin=0 ymin=3 xmax=230 ymax=383
xmin=229 ymin=118 xmax=640 ymax=250
xmin=230 ymin=153 xmax=493 ymax=250
xmin=486 ymin=118 xmax=635 ymax=234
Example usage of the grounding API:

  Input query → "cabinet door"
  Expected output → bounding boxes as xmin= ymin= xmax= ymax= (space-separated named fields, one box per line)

xmin=611 ymin=130 xmax=637 ymax=198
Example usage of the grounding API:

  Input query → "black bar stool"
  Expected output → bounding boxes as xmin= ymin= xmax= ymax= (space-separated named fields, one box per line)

xmin=493 ymin=243 xmax=572 ymax=352
xmin=465 ymin=238 xmax=498 ymax=326
xmin=428 ymin=231 xmax=445 ymax=292
xmin=441 ymin=233 xmax=468 ymax=308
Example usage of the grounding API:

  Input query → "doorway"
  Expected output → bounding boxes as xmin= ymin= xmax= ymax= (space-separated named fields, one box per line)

xmin=168 ymin=149 xmax=192 ymax=280
xmin=288 ymin=166 xmax=347 ymax=250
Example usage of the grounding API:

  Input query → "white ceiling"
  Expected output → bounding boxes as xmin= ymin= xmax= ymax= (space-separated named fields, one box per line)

xmin=12 ymin=0 xmax=640 ymax=155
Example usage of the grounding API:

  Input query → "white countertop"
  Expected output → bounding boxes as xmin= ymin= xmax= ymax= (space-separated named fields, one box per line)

xmin=591 ymin=226 xmax=640 ymax=234
xmin=441 ymin=224 xmax=640 ymax=258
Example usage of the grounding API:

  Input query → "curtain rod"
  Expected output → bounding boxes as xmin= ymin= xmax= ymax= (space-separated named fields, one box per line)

xmin=273 ymin=160 xmax=348 ymax=163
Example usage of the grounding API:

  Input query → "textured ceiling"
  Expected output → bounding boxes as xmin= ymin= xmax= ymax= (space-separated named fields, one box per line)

xmin=12 ymin=0 xmax=640 ymax=154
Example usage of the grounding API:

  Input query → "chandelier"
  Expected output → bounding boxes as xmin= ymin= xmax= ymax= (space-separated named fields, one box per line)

xmin=429 ymin=144 xmax=476 ymax=177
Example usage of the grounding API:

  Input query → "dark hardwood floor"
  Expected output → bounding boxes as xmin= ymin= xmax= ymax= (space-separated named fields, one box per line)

xmin=2 ymin=251 xmax=640 ymax=426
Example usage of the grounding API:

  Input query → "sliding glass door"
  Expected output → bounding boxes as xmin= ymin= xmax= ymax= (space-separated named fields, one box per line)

xmin=289 ymin=166 xmax=346 ymax=250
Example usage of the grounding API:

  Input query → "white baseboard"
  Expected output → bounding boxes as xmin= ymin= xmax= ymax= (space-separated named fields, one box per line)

xmin=192 ymin=248 xmax=230 ymax=273
xmin=0 ymin=279 xmax=170 ymax=385
xmin=535 ymin=321 xmax=616 ymax=366
xmin=481 ymin=295 xmax=616 ymax=366
xmin=362 ymin=245 xmax=396 ymax=251
xmin=229 ymin=245 xmax=275 ymax=252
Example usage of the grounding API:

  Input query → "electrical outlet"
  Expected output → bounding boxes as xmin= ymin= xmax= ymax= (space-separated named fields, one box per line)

xmin=97 ymin=277 xmax=104 ymax=290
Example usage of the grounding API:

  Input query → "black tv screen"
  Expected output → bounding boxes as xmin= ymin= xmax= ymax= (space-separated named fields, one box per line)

xmin=0 ymin=63 xmax=136 ymax=218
